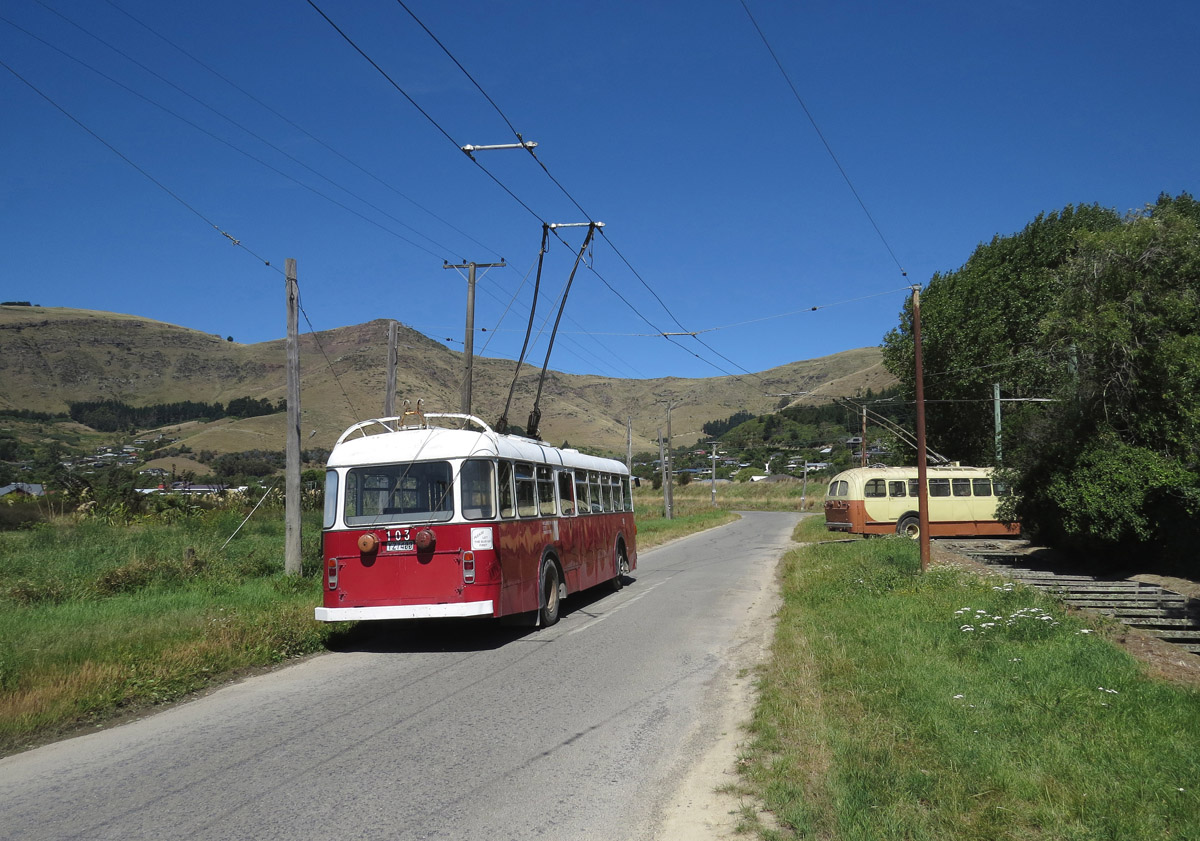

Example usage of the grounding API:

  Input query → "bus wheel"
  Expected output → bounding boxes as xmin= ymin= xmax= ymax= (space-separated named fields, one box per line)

xmin=897 ymin=516 xmax=920 ymax=540
xmin=611 ymin=546 xmax=629 ymax=591
xmin=540 ymin=562 xmax=561 ymax=627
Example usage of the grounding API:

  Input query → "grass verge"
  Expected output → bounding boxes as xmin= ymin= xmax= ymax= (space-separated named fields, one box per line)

xmin=0 ymin=509 xmax=337 ymax=755
xmin=736 ymin=537 xmax=1200 ymax=840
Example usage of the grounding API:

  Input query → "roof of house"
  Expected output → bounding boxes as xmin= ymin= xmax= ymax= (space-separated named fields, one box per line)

xmin=0 ymin=482 xmax=46 ymax=497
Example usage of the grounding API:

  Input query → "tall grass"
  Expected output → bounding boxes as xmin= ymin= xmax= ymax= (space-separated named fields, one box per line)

xmin=737 ymin=538 xmax=1200 ymax=840
xmin=0 ymin=506 xmax=334 ymax=754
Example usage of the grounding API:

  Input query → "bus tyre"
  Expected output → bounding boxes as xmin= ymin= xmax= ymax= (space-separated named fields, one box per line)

xmin=540 ymin=561 xmax=561 ymax=627
xmin=611 ymin=546 xmax=629 ymax=592
xmin=897 ymin=515 xmax=920 ymax=540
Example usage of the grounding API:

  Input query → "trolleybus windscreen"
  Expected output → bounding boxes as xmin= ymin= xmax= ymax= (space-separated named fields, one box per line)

xmin=344 ymin=462 xmax=454 ymax=525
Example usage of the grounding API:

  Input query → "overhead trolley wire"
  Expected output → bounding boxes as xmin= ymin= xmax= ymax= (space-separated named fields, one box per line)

xmin=310 ymin=0 xmax=799 ymax=396
xmin=98 ymin=0 xmax=501 ymax=263
xmin=323 ymin=0 xmax=773 ymax=386
xmin=738 ymin=0 xmax=907 ymax=280
xmin=10 ymin=6 xmax=457 ymax=262
xmin=0 ymin=55 xmax=275 ymax=271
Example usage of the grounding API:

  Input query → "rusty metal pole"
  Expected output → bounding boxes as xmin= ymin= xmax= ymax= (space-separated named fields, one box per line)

xmin=912 ymin=285 xmax=931 ymax=572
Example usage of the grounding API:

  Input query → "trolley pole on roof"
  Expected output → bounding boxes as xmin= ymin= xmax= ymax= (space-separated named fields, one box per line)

xmin=444 ymin=260 xmax=505 ymax=416
xmin=912 ymin=285 xmax=931 ymax=572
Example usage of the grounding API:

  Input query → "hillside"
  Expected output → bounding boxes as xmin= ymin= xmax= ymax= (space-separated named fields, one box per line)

xmin=0 ymin=305 xmax=895 ymax=455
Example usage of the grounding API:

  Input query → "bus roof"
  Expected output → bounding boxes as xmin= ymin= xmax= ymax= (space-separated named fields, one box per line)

xmin=327 ymin=417 xmax=628 ymax=475
xmin=828 ymin=465 xmax=996 ymax=482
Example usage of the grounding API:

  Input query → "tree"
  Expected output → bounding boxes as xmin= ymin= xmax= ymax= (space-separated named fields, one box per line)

xmin=1009 ymin=195 xmax=1200 ymax=568
xmin=882 ymin=203 xmax=1122 ymax=464
xmin=883 ymin=193 xmax=1200 ymax=570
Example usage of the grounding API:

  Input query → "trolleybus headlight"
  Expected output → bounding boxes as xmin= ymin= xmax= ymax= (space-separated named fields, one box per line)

xmin=415 ymin=528 xmax=436 ymax=552
xmin=358 ymin=532 xmax=379 ymax=554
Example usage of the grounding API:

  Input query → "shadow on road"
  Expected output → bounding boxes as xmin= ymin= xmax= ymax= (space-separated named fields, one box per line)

xmin=324 ymin=576 xmax=637 ymax=654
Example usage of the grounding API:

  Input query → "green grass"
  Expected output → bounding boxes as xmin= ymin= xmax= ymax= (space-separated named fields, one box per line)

xmin=736 ymin=538 xmax=1200 ymax=840
xmin=0 ymin=507 xmax=336 ymax=755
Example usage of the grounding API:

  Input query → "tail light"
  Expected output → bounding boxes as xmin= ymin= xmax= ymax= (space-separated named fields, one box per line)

xmin=462 ymin=551 xmax=475 ymax=584
xmin=327 ymin=559 xmax=338 ymax=589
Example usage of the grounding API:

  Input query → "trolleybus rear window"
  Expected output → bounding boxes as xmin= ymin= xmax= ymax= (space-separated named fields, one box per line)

xmin=460 ymin=459 xmax=495 ymax=521
xmin=344 ymin=462 xmax=454 ymax=525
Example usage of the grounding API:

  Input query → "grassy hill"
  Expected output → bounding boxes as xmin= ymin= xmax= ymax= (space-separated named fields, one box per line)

xmin=0 ymin=304 xmax=895 ymax=456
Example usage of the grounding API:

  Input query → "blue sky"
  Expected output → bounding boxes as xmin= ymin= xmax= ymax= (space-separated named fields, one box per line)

xmin=2 ymin=0 xmax=1197 ymax=381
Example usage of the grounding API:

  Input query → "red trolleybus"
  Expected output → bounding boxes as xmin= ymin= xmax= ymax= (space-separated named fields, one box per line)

xmin=824 ymin=465 xmax=1020 ymax=539
xmin=316 ymin=413 xmax=637 ymax=626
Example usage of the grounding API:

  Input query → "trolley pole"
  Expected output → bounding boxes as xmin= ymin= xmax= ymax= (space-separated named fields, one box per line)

xmin=444 ymin=260 xmax=505 ymax=416
xmin=912 ymin=285 xmax=931 ymax=572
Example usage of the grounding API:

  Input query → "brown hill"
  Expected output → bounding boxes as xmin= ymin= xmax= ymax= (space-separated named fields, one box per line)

xmin=0 ymin=305 xmax=894 ymax=455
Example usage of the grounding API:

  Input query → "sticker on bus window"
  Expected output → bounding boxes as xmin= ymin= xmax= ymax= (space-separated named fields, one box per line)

xmin=471 ymin=527 xmax=494 ymax=551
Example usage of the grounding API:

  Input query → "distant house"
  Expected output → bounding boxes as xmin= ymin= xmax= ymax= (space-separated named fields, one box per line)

xmin=0 ymin=482 xmax=45 ymax=498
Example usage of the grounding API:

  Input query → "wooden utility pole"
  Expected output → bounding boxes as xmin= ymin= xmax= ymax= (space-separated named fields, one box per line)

xmin=444 ymin=260 xmax=505 ymax=416
xmin=861 ymin=404 xmax=868 ymax=467
xmin=912 ymin=286 xmax=931 ymax=572
xmin=626 ymin=417 xmax=633 ymax=474
xmin=711 ymin=443 xmax=717 ymax=507
xmin=385 ymin=321 xmax=398 ymax=418
xmin=284 ymin=259 xmax=302 ymax=576
xmin=658 ymin=427 xmax=671 ymax=520
xmin=993 ymin=382 xmax=1002 ymax=465
xmin=665 ymin=401 xmax=675 ymax=520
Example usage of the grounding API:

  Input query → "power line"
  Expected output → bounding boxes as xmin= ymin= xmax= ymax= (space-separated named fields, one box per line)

xmin=12 ymin=5 xmax=458 ymax=262
xmin=738 ymin=0 xmax=908 ymax=279
xmin=99 ymin=0 xmax=502 ymax=262
xmin=336 ymin=0 xmax=773 ymax=385
xmin=0 ymin=55 xmax=275 ymax=271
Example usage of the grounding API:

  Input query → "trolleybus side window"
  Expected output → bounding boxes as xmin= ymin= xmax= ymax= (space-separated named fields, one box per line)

xmin=888 ymin=480 xmax=906 ymax=497
xmin=622 ymin=476 xmax=633 ymax=511
xmin=515 ymin=462 xmax=538 ymax=517
xmin=589 ymin=472 xmax=603 ymax=512
xmin=952 ymin=478 xmax=972 ymax=497
xmin=460 ymin=459 xmax=495 ymax=521
xmin=558 ymin=470 xmax=576 ymax=516
xmin=601 ymin=474 xmax=614 ymax=512
xmin=344 ymin=462 xmax=453 ymax=525
xmin=537 ymin=465 xmax=556 ymax=516
xmin=864 ymin=479 xmax=886 ymax=498
xmin=972 ymin=478 xmax=992 ymax=497
xmin=994 ymin=480 xmax=1011 ymax=496
xmin=575 ymin=473 xmax=590 ymax=514
xmin=612 ymin=475 xmax=624 ymax=511
xmin=907 ymin=479 xmax=918 ymax=497
xmin=498 ymin=461 xmax=516 ymax=519
xmin=929 ymin=478 xmax=951 ymax=497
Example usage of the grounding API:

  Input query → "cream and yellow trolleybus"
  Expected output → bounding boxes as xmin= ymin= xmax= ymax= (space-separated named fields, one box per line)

xmin=823 ymin=465 xmax=1019 ymax=539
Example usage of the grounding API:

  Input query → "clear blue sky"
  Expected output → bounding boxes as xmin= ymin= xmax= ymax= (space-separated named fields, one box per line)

xmin=3 ymin=0 xmax=1197 ymax=381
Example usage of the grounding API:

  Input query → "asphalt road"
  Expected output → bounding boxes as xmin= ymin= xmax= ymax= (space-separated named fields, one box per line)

xmin=0 ymin=511 xmax=801 ymax=841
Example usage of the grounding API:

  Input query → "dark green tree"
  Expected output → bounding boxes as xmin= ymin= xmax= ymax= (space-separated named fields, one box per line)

xmin=882 ymin=203 xmax=1122 ymax=464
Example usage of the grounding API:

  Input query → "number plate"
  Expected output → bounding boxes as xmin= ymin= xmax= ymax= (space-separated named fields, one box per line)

xmin=385 ymin=541 xmax=415 ymax=552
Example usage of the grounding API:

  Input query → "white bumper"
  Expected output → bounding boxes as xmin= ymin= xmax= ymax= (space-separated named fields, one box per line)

xmin=314 ymin=600 xmax=494 ymax=622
